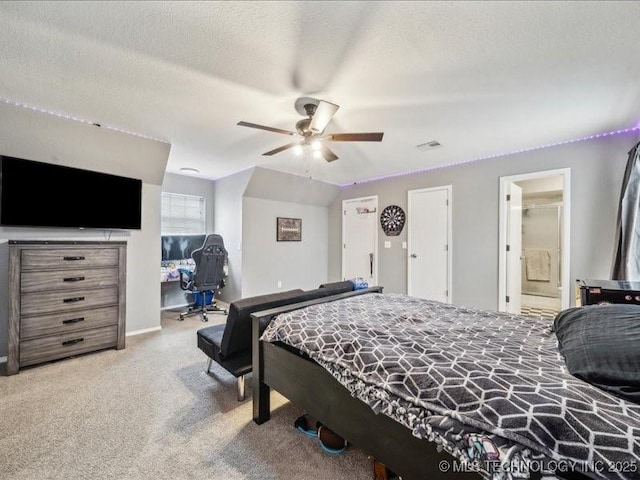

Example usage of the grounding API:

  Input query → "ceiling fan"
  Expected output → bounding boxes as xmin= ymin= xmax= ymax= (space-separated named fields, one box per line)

xmin=237 ymin=97 xmax=384 ymax=162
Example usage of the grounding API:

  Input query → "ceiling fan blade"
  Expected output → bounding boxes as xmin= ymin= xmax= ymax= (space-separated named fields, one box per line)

xmin=237 ymin=121 xmax=297 ymax=136
xmin=328 ymin=132 xmax=384 ymax=142
xmin=309 ymin=100 xmax=339 ymax=134
xmin=262 ymin=142 xmax=300 ymax=156
xmin=320 ymin=145 xmax=339 ymax=162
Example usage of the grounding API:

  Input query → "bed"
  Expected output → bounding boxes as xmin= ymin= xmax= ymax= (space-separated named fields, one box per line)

xmin=251 ymin=288 xmax=640 ymax=480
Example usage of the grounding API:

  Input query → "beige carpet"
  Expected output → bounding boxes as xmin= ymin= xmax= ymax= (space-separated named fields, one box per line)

xmin=0 ymin=308 xmax=373 ymax=480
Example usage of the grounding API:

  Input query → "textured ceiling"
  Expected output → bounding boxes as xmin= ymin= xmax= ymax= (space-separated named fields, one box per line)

xmin=0 ymin=1 xmax=639 ymax=185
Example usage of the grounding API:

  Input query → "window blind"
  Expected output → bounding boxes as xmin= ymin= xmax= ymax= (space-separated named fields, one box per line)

xmin=161 ymin=192 xmax=206 ymax=234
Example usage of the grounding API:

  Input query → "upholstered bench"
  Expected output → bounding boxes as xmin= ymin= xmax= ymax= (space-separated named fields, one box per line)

xmin=197 ymin=289 xmax=304 ymax=401
xmin=196 ymin=281 xmax=355 ymax=401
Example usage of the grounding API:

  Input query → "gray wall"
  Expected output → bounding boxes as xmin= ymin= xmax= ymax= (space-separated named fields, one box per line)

xmin=212 ymin=167 xmax=339 ymax=302
xmin=242 ymin=197 xmax=330 ymax=297
xmin=0 ymin=101 xmax=170 ymax=358
xmin=0 ymin=102 xmax=169 ymax=185
xmin=160 ymin=173 xmax=215 ymax=309
xmin=244 ymin=167 xmax=340 ymax=207
xmin=241 ymin=168 xmax=339 ymax=298
xmin=213 ymin=168 xmax=254 ymax=303
xmin=329 ymin=134 xmax=640 ymax=310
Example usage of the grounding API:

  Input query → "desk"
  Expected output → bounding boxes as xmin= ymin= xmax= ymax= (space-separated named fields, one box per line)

xmin=161 ymin=259 xmax=229 ymax=283
xmin=161 ymin=259 xmax=195 ymax=283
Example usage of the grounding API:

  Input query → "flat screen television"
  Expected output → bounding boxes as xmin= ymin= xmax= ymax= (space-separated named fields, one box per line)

xmin=0 ymin=155 xmax=142 ymax=230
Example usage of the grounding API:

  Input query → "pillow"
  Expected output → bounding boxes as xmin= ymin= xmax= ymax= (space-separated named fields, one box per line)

xmin=554 ymin=304 xmax=640 ymax=403
xmin=318 ymin=281 xmax=355 ymax=294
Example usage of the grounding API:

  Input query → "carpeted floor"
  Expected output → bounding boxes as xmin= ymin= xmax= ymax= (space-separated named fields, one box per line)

xmin=0 ymin=308 xmax=374 ymax=480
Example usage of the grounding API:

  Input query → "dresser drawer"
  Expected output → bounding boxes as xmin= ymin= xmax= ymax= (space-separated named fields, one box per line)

xmin=21 ymin=267 xmax=119 ymax=293
xmin=7 ymin=241 xmax=127 ymax=376
xmin=19 ymin=325 xmax=118 ymax=367
xmin=21 ymin=248 xmax=119 ymax=270
xmin=21 ymin=286 xmax=119 ymax=316
xmin=20 ymin=306 xmax=119 ymax=340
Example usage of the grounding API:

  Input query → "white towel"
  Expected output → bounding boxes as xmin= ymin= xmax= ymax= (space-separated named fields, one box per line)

xmin=525 ymin=249 xmax=551 ymax=281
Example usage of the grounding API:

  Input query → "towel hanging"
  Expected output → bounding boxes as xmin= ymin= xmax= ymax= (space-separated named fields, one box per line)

xmin=525 ymin=249 xmax=551 ymax=281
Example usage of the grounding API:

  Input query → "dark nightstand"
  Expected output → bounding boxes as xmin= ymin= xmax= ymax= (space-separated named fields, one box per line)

xmin=576 ymin=279 xmax=640 ymax=306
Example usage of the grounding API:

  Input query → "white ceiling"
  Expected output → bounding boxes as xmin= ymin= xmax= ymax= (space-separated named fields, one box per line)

xmin=1 ymin=1 xmax=639 ymax=186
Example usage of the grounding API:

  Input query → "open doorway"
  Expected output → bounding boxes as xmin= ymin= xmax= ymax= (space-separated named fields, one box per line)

xmin=342 ymin=196 xmax=378 ymax=285
xmin=499 ymin=168 xmax=571 ymax=317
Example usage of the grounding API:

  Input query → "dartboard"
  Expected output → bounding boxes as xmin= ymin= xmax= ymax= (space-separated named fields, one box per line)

xmin=380 ymin=205 xmax=406 ymax=236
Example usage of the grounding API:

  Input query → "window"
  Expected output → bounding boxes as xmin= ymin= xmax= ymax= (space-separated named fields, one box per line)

xmin=161 ymin=192 xmax=206 ymax=234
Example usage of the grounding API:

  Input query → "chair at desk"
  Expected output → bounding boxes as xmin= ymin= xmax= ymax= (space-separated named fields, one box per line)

xmin=178 ymin=234 xmax=228 ymax=322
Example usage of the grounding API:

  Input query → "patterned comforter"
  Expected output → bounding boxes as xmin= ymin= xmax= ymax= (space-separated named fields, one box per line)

xmin=261 ymin=293 xmax=640 ymax=480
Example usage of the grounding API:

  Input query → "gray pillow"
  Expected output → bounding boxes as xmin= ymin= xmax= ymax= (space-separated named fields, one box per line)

xmin=554 ymin=304 xmax=640 ymax=404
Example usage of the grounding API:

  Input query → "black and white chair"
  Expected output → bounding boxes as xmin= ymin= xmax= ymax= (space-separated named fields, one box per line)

xmin=178 ymin=234 xmax=228 ymax=322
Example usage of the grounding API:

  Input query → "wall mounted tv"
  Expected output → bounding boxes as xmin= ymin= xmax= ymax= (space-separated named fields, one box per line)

xmin=0 ymin=155 xmax=142 ymax=230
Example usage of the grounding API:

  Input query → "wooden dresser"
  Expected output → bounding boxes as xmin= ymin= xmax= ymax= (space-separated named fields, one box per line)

xmin=7 ymin=240 xmax=127 ymax=375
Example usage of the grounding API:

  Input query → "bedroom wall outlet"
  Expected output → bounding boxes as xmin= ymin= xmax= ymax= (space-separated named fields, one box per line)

xmin=384 ymin=241 xmax=391 ymax=249
xmin=402 ymin=241 xmax=407 ymax=249
xmin=277 ymin=281 xmax=282 ymax=288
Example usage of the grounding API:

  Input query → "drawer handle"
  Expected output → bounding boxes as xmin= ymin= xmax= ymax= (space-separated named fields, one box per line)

xmin=63 ymin=296 xmax=85 ymax=303
xmin=62 ymin=338 xmax=84 ymax=346
xmin=63 ymin=276 xmax=85 ymax=282
xmin=62 ymin=317 xmax=85 ymax=324
xmin=63 ymin=256 xmax=85 ymax=261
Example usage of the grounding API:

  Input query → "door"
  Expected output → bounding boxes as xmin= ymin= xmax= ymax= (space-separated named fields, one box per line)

xmin=342 ymin=196 xmax=378 ymax=285
xmin=408 ymin=186 xmax=451 ymax=303
xmin=499 ymin=169 xmax=571 ymax=313
xmin=505 ymin=182 xmax=522 ymax=314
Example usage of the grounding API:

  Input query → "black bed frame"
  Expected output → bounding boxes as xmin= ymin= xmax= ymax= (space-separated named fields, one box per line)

xmin=251 ymin=288 xmax=587 ymax=480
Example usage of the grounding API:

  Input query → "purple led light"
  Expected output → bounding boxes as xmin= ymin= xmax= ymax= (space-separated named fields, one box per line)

xmin=0 ymin=96 xmax=169 ymax=144
xmin=341 ymin=126 xmax=640 ymax=187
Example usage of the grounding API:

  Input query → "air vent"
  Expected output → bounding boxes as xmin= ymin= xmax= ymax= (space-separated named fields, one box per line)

xmin=416 ymin=140 xmax=442 ymax=151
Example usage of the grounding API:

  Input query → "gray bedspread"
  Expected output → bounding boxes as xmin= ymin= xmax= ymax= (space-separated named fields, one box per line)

xmin=261 ymin=293 xmax=640 ymax=480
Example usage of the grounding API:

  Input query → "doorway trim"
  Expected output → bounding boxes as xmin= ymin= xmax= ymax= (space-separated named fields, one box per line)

xmin=342 ymin=195 xmax=379 ymax=284
xmin=407 ymin=185 xmax=453 ymax=303
xmin=498 ymin=168 xmax=571 ymax=312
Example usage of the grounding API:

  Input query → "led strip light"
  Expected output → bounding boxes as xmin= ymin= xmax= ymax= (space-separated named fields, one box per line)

xmin=341 ymin=126 xmax=640 ymax=187
xmin=5 ymin=95 xmax=636 ymax=184
xmin=0 ymin=96 xmax=169 ymax=144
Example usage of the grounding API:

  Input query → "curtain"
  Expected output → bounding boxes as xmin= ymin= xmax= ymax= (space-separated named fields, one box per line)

xmin=611 ymin=141 xmax=640 ymax=280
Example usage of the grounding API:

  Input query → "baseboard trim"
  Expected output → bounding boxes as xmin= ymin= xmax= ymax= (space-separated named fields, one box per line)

xmin=126 ymin=326 xmax=162 ymax=337
xmin=161 ymin=303 xmax=188 ymax=311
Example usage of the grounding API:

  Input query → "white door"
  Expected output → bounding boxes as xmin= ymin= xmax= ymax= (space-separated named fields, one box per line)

xmin=506 ymin=183 xmax=522 ymax=314
xmin=342 ymin=196 xmax=378 ymax=285
xmin=408 ymin=186 xmax=451 ymax=303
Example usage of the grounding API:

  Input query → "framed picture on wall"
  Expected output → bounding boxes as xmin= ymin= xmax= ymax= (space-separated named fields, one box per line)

xmin=277 ymin=217 xmax=302 ymax=241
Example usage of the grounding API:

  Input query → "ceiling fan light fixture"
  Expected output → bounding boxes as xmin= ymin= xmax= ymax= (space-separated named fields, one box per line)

xmin=309 ymin=100 xmax=340 ymax=134
xmin=238 ymin=97 xmax=383 ymax=163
